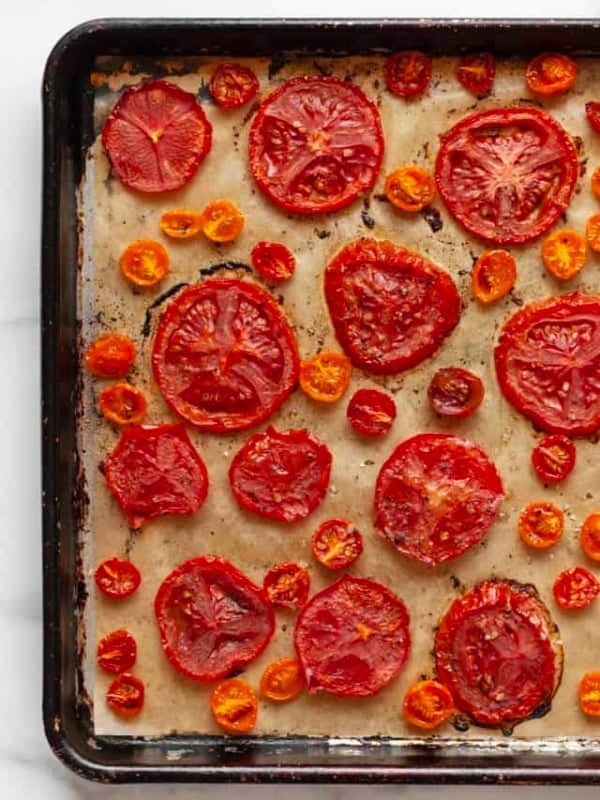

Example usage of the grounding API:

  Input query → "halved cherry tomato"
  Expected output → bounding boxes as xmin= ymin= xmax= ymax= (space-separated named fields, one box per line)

xmin=260 ymin=658 xmax=304 ymax=702
xmin=346 ymin=388 xmax=396 ymax=437
xmin=581 ymin=513 xmax=600 ymax=562
xmin=209 ymin=63 xmax=259 ymax=109
xmin=472 ymin=250 xmax=517 ymax=304
xmin=106 ymin=673 xmax=145 ymax=717
xmin=119 ymin=239 xmax=169 ymax=288
xmin=586 ymin=213 xmax=600 ymax=253
xmin=541 ymin=229 xmax=587 ymax=280
xmin=97 ymin=629 xmax=137 ymax=674
xmin=592 ymin=166 xmax=600 ymax=200
xmin=263 ymin=563 xmax=310 ymax=610
xmin=211 ymin=679 xmax=258 ymax=733
xmin=457 ymin=53 xmax=495 ymax=96
xmin=554 ymin=566 xmax=600 ymax=609
xmin=95 ymin=557 xmax=141 ymax=599
xmin=251 ymin=241 xmax=295 ymax=282
xmin=586 ymin=102 xmax=600 ymax=134
xmin=579 ymin=672 xmax=600 ymax=716
xmin=385 ymin=51 xmax=432 ymax=98
xmin=99 ymin=383 xmax=147 ymax=426
xmin=526 ymin=53 xmax=577 ymax=96
xmin=200 ymin=199 xmax=244 ymax=243
xmin=299 ymin=352 xmax=352 ymax=403
xmin=403 ymin=679 xmax=455 ymax=730
xmin=428 ymin=367 xmax=484 ymax=418
xmin=311 ymin=519 xmax=363 ymax=570
xmin=85 ymin=334 xmax=136 ymax=378
xmin=531 ymin=434 xmax=576 ymax=484
xmin=519 ymin=501 xmax=564 ymax=549
xmin=159 ymin=209 xmax=203 ymax=239
xmin=384 ymin=165 xmax=436 ymax=212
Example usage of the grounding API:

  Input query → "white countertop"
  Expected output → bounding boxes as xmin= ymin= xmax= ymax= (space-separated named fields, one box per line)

xmin=4 ymin=0 xmax=600 ymax=796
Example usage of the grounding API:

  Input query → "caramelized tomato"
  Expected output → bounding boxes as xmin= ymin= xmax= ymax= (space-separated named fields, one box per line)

xmin=263 ymin=563 xmax=310 ymax=609
xmin=97 ymin=629 xmax=137 ymax=674
xmin=251 ymin=241 xmax=295 ymax=282
xmin=457 ymin=53 xmax=495 ymax=96
xmin=526 ymin=53 xmax=577 ymax=96
xmin=159 ymin=209 xmax=203 ymax=239
xmin=403 ymin=680 xmax=455 ymax=730
xmin=586 ymin=213 xmax=600 ymax=253
xmin=95 ymin=557 xmax=141 ymax=599
xmin=200 ymin=199 xmax=244 ymax=243
xmin=211 ymin=679 xmax=258 ymax=733
xmin=553 ymin=566 xmax=600 ymax=609
xmin=579 ymin=672 xmax=600 ymax=716
xmin=385 ymin=51 xmax=432 ymax=98
xmin=311 ymin=519 xmax=363 ymax=570
xmin=99 ymin=382 xmax=147 ymax=426
xmin=531 ymin=434 xmax=576 ymax=483
xmin=120 ymin=239 xmax=169 ymax=288
xmin=260 ymin=658 xmax=304 ymax=702
xmin=384 ymin=165 xmax=436 ymax=212
xmin=427 ymin=367 xmax=484 ymax=418
xmin=346 ymin=388 xmax=396 ymax=437
xmin=586 ymin=102 xmax=600 ymax=134
xmin=209 ymin=63 xmax=259 ymax=109
xmin=581 ymin=513 xmax=600 ymax=561
xmin=106 ymin=673 xmax=145 ymax=718
xmin=299 ymin=352 xmax=352 ymax=403
xmin=592 ymin=166 xmax=600 ymax=200
xmin=518 ymin=501 xmax=564 ymax=549
xmin=472 ymin=250 xmax=517 ymax=304
xmin=541 ymin=229 xmax=587 ymax=280
xmin=85 ymin=334 xmax=136 ymax=379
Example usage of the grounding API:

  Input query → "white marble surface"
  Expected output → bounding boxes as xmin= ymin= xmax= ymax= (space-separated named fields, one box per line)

xmin=4 ymin=0 xmax=600 ymax=795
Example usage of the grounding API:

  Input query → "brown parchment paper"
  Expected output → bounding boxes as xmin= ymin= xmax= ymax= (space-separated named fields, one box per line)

xmin=80 ymin=54 xmax=600 ymax=743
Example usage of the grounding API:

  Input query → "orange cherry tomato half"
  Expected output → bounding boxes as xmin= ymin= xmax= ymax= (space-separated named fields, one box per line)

xmin=553 ymin=566 xmax=600 ymax=609
xmin=97 ymin=629 xmax=137 ymax=674
xmin=403 ymin=680 xmax=455 ymax=730
xmin=384 ymin=165 xmax=436 ymax=212
xmin=299 ymin=351 xmax=352 ymax=403
xmin=586 ymin=102 xmax=600 ymax=134
xmin=311 ymin=518 xmax=363 ymax=570
xmin=531 ymin=434 xmax=576 ymax=484
xmin=518 ymin=501 xmax=564 ymax=549
xmin=526 ymin=53 xmax=577 ymax=96
xmin=85 ymin=333 xmax=136 ymax=379
xmin=209 ymin=63 xmax=259 ymax=109
xmin=591 ymin=166 xmax=600 ymax=201
xmin=260 ymin=658 xmax=304 ymax=702
xmin=579 ymin=672 xmax=600 ymax=716
xmin=106 ymin=673 xmax=145 ymax=717
xmin=99 ymin=382 xmax=147 ymax=426
xmin=95 ymin=557 xmax=141 ymax=599
xmin=428 ymin=367 xmax=484 ymax=418
xmin=541 ymin=229 xmax=587 ymax=280
xmin=159 ymin=209 xmax=203 ymax=239
xmin=385 ymin=51 xmax=432 ymax=98
xmin=457 ymin=53 xmax=495 ymax=96
xmin=471 ymin=250 xmax=517 ymax=304
xmin=211 ymin=678 xmax=258 ymax=733
xmin=586 ymin=213 xmax=600 ymax=254
xmin=251 ymin=241 xmax=295 ymax=282
xmin=263 ymin=563 xmax=310 ymax=610
xmin=200 ymin=199 xmax=244 ymax=243
xmin=119 ymin=239 xmax=169 ymax=288
xmin=581 ymin=513 xmax=600 ymax=562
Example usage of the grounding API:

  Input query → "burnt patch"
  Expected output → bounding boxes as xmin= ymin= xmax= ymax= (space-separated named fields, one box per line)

xmin=141 ymin=282 xmax=189 ymax=337
xmin=361 ymin=198 xmax=375 ymax=229
xmin=199 ymin=261 xmax=252 ymax=278
xmin=421 ymin=206 xmax=443 ymax=233
xmin=268 ymin=52 xmax=290 ymax=80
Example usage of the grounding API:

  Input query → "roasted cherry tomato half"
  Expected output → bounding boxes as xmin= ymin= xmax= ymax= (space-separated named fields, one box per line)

xmin=526 ymin=53 xmax=577 ymax=96
xmin=457 ymin=53 xmax=495 ymax=96
xmin=97 ymin=629 xmax=137 ymax=674
xmin=592 ymin=166 xmax=600 ymax=200
xmin=106 ymin=673 xmax=145 ymax=718
xmin=85 ymin=334 xmax=136 ymax=379
xmin=518 ymin=501 xmax=564 ymax=549
xmin=200 ymin=199 xmax=244 ymax=243
xmin=209 ymin=63 xmax=259 ymax=109
xmin=384 ymin=165 xmax=436 ymax=212
xmin=579 ymin=672 xmax=600 ymax=716
xmin=553 ymin=566 xmax=600 ymax=609
xmin=299 ymin=351 xmax=352 ymax=403
xmin=311 ymin=519 xmax=363 ymax=570
xmin=531 ymin=434 xmax=576 ymax=484
xmin=385 ymin=51 xmax=432 ymax=98
xmin=211 ymin=678 xmax=258 ymax=733
xmin=159 ymin=209 xmax=203 ymax=239
xmin=251 ymin=241 xmax=295 ymax=282
xmin=263 ymin=563 xmax=310 ymax=610
xmin=260 ymin=658 xmax=304 ymax=702
xmin=346 ymin=388 xmax=396 ymax=437
xmin=581 ymin=513 xmax=600 ymax=562
xmin=472 ymin=250 xmax=517 ymax=304
xmin=99 ymin=382 xmax=147 ymax=426
xmin=403 ymin=679 xmax=455 ymax=730
xmin=586 ymin=102 xmax=600 ymax=134
xmin=119 ymin=239 xmax=169 ymax=288
xmin=428 ymin=367 xmax=484 ymax=418
xmin=542 ymin=229 xmax=587 ymax=280
xmin=586 ymin=214 xmax=600 ymax=254
xmin=95 ymin=557 xmax=141 ymax=599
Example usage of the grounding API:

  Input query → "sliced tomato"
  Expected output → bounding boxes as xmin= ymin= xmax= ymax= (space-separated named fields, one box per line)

xmin=102 ymin=80 xmax=212 ymax=193
xmin=346 ymin=388 xmax=396 ymax=436
xmin=200 ymin=200 xmax=244 ymax=243
xmin=119 ymin=239 xmax=169 ymax=288
xmin=518 ymin=501 xmax=564 ymax=549
xmin=581 ymin=513 xmax=600 ymax=561
xmin=427 ymin=367 xmax=484 ymax=418
xmin=160 ymin=209 xmax=203 ymax=239
xmin=260 ymin=658 xmax=304 ymax=701
xmin=553 ymin=566 xmax=600 ymax=609
xmin=586 ymin=102 xmax=600 ymax=134
xmin=385 ymin=51 xmax=431 ymax=98
xmin=294 ymin=574 xmax=410 ymax=697
xmin=106 ymin=673 xmax=145 ymax=717
xmin=263 ymin=562 xmax=310 ymax=609
xmin=592 ymin=165 xmax=600 ymax=199
xmin=495 ymin=293 xmax=600 ymax=436
xmin=403 ymin=680 xmax=455 ymax=730
xmin=104 ymin=423 xmax=209 ymax=529
xmin=95 ymin=557 xmax=141 ymax=599
xmin=248 ymin=76 xmax=383 ymax=214
xmin=311 ymin=519 xmax=363 ymax=570
xmin=97 ymin=629 xmax=137 ymax=674
xmin=299 ymin=351 xmax=352 ymax=403
xmin=457 ymin=53 xmax=495 ymax=96
xmin=99 ymin=382 xmax=147 ymax=426
xmin=526 ymin=53 xmax=577 ymax=96
xmin=541 ymin=229 xmax=587 ymax=280
xmin=586 ymin=213 xmax=600 ymax=254
xmin=324 ymin=238 xmax=460 ymax=375
xmin=210 ymin=679 xmax=258 ymax=733
xmin=579 ymin=672 xmax=600 ymax=716
xmin=435 ymin=580 xmax=562 ymax=728
xmin=531 ymin=435 xmax=576 ymax=483
xmin=435 ymin=107 xmax=579 ymax=245
xmin=251 ymin=241 xmax=295 ymax=282
xmin=374 ymin=433 xmax=503 ymax=568
xmin=85 ymin=334 xmax=136 ymax=379
xmin=384 ymin=165 xmax=435 ymax=212
xmin=152 ymin=279 xmax=299 ymax=433
xmin=154 ymin=556 xmax=274 ymax=681
xmin=229 ymin=427 xmax=332 ymax=522
xmin=209 ymin=63 xmax=259 ymax=109
xmin=472 ymin=250 xmax=517 ymax=304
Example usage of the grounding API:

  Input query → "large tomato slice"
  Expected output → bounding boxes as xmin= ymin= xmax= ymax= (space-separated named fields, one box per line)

xmin=435 ymin=107 xmax=579 ymax=244
xmin=435 ymin=580 xmax=563 ymax=729
xmin=152 ymin=279 xmax=299 ymax=432
xmin=154 ymin=556 xmax=274 ymax=681
xmin=324 ymin=239 xmax=460 ymax=374
xmin=248 ymin=76 xmax=384 ymax=214
xmin=374 ymin=433 xmax=503 ymax=567
xmin=495 ymin=293 xmax=600 ymax=436
xmin=102 ymin=80 xmax=212 ymax=193
xmin=294 ymin=575 xmax=410 ymax=697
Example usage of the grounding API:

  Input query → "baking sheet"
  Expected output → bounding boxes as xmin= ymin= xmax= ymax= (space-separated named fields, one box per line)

xmin=80 ymin=54 xmax=600 ymax=741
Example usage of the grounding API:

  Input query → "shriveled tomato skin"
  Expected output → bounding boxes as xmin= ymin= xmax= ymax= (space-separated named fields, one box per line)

xmin=435 ymin=580 xmax=562 ymax=728
xmin=347 ymin=388 xmax=397 ymax=436
xmin=324 ymin=238 xmax=460 ymax=375
xmin=294 ymin=574 xmax=410 ymax=697
xmin=154 ymin=556 xmax=275 ymax=681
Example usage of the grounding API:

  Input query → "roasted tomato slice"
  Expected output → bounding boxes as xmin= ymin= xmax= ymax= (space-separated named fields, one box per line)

xmin=102 ymin=80 xmax=212 ymax=193
xmin=104 ymin=423 xmax=209 ymax=529
xmin=324 ymin=239 xmax=460 ymax=375
xmin=403 ymin=680 xmax=455 ymax=730
xmin=209 ymin=63 xmax=259 ymax=109
xmin=299 ymin=352 xmax=352 ymax=403
xmin=95 ymin=557 xmax=141 ymax=599
xmin=97 ymin=629 xmax=137 ymax=674
xmin=263 ymin=562 xmax=310 ymax=609
xmin=229 ymin=427 xmax=332 ymax=522
xmin=200 ymin=199 xmax=244 ymax=243
xmin=435 ymin=107 xmax=579 ymax=245
xmin=592 ymin=166 xmax=600 ymax=199
xmin=553 ymin=566 xmax=600 ymax=609
xmin=152 ymin=279 xmax=299 ymax=432
xmin=311 ymin=519 xmax=363 ymax=570
xmin=586 ymin=213 xmax=600 ymax=254
xmin=385 ymin=51 xmax=432 ymax=98
xmin=85 ymin=334 xmax=136 ymax=378
xmin=541 ymin=229 xmax=587 ymax=280
xmin=106 ymin=673 xmax=145 ymax=717
xmin=346 ymin=388 xmax=396 ymax=436
xmin=211 ymin=679 xmax=258 ymax=733
xmin=581 ymin=513 xmax=600 ymax=561
xmin=99 ymin=383 xmax=147 ymax=426
xmin=526 ymin=53 xmax=577 ymax=96
xmin=248 ymin=76 xmax=383 ymax=214
xmin=495 ymin=293 xmax=600 ymax=436
xmin=160 ymin=209 xmax=203 ymax=239
xmin=384 ymin=165 xmax=436 ymax=212
xmin=435 ymin=580 xmax=562 ymax=728
xmin=119 ymin=239 xmax=169 ymax=288
xmin=586 ymin=102 xmax=600 ymax=134
xmin=457 ymin=53 xmax=495 ymax=96
xmin=472 ymin=250 xmax=517 ymax=304
xmin=427 ymin=367 xmax=484 ymax=418
xmin=260 ymin=658 xmax=304 ymax=701
xmin=579 ymin=672 xmax=600 ymax=716
xmin=154 ymin=556 xmax=274 ymax=681
xmin=531 ymin=435 xmax=576 ymax=483
xmin=251 ymin=241 xmax=295 ymax=282
xmin=518 ymin=501 xmax=564 ymax=549
xmin=294 ymin=574 xmax=410 ymax=697
xmin=374 ymin=433 xmax=503 ymax=568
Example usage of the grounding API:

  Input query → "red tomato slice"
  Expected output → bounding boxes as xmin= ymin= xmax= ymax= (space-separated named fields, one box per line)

xmin=294 ymin=575 xmax=410 ymax=697
xmin=495 ymin=293 xmax=600 ymax=436
xmin=457 ymin=53 xmax=495 ymax=96
xmin=209 ymin=63 xmax=259 ymax=109
xmin=106 ymin=673 xmax=145 ymax=717
xmin=586 ymin=102 xmax=600 ymax=134
xmin=553 ymin=566 xmax=600 ymax=609
xmin=311 ymin=519 xmax=363 ymax=570
xmin=229 ymin=427 xmax=332 ymax=522
xmin=251 ymin=241 xmax=295 ymax=282
xmin=101 ymin=80 xmax=212 ymax=193
xmin=324 ymin=239 xmax=460 ymax=375
xmin=248 ymin=76 xmax=383 ymax=214
xmin=346 ymin=388 xmax=396 ymax=436
xmin=374 ymin=433 xmax=504 ymax=568
xmin=263 ymin=562 xmax=310 ymax=609
xmin=435 ymin=107 xmax=579 ymax=245
xmin=104 ymin=423 xmax=209 ymax=529
xmin=435 ymin=580 xmax=562 ymax=728
xmin=95 ymin=557 xmax=141 ymax=599
xmin=97 ymin=629 xmax=137 ymax=674
xmin=152 ymin=279 xmax=299 ymax=433
xmin=428 ymin=367 xmax=484 ymax=418
xmin=531 ymin=434 xmax=576 ymax=483
xmin=154 ymin=556 xmax=275 ymax=681
xmin=385 ymin=51 xmax=432 ymax=98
